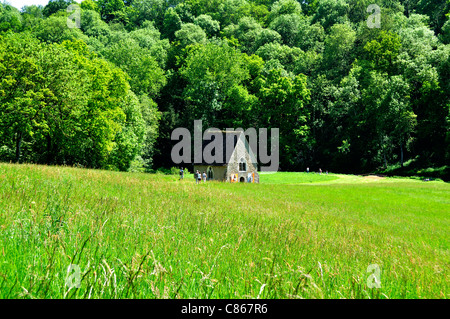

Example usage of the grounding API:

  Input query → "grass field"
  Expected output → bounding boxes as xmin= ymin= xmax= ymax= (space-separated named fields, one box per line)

xmin=0 ymin=163 xmax=448 ymax=299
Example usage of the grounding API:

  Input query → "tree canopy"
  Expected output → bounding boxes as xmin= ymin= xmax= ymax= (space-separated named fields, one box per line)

xmin=0 ymin=0 xmax=449 ymax=174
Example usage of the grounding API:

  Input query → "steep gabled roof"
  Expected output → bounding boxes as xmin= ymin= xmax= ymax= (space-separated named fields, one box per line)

xmin=197 ymin=130 xmax=258 ymax=166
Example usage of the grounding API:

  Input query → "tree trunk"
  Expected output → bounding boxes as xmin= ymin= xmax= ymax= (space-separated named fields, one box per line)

xmin=15 ymin=131 xmax=23 ymax=163
xmin=47 ymin=134 xmax=52 ymax=164
xmin=381 ymin=137 xmax=387 ymax=169
xmin=400 ymin=142 xmax=404 ymax=168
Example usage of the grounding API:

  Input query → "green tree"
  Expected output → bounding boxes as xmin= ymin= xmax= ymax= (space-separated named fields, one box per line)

xmin=222 ymin=16 xmax=263 ymax=53
xmin=267 ymin=0 xmax=302 ymax=23
xmin=33 ymin=14 xmax=88 ymax=43
xmin=295 ymin=18 xmax=325 ymax=52
xmin=108 ymin=91 xmax=146 ymax=171
xmin=42 ymin=0 xmax=75 ymax=17
xmin=81 ymin=0 xmax=99 ymax=12
xmin=312 ymin=0 xmax=349 ymax=30
xmin=97 ymin=0 xmax=134 ymax=25
xmin=179 ymin=42 xmax=251 ymax=127
xmin=0 ymin=33 xmax=52 ymax=162
xmin=129 ymin=0 xmax=167 ymax=28
xmin=59 ymin=40 xmax=132 ymax=169
xmin=252 ymin=28 xmax=282 ymax=51
xmin=254 ymin=69 xmax=310 ymax=170
xmin=208 ymin=0 xmax=252 ymax=26
xmin=322 ymin=22 xmax=356 ymax=80
xmin=0 ymin=33 xmax=149 ymax=170
xmin=393 ymin=13 xmax=448 ymax=164
xmin=329 ymin=63 xmax=416 ymax=170
xmin=194 ymin=14 xmax=220 ymax=38
xmin=21 ymin=5 xmax=44 ymax=31
xmin=255 ymin=42 xmax=303 ymax=73
xmin=80 ymin=9 xmax=111 ymax=38
xmin=363 ymin=30 xmax=402 ymax=72
xmin=162 ymin=7 xmax=182 ymax=41
xmin=269 ymin=13 xmax=302 ymax=47
xmin=129 ymin=21 xmax=170 ymax=68
xmin=441 ymin=19 xmax=450 ymax=44
xmin=361 ymin=70 xmax=416 ymax=168
xmin=100 ymin=36 xmax=166 ymax=97
xmin=174 ymin=23 xmax=207 ymax=47
xmin=138 ymin=94 xmax=161 ymax=170
xmin=0 ymin=3 xmax=23 ymax=32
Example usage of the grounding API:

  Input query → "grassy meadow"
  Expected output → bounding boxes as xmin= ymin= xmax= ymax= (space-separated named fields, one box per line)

xmin=0 ymin=163 xmax=448 ymax=299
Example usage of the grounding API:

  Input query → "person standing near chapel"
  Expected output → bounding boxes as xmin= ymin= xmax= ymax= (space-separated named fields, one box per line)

xmin=196 ymin=170 xmax=201 ymax=184
xmin=179 ymin=167 xmax=184 ymax=180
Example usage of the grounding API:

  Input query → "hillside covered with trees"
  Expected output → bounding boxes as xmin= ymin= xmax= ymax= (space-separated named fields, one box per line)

xmin=1 ymin=0 xmax=449 ymax=175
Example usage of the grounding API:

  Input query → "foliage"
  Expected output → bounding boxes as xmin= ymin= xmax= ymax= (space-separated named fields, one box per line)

xmin=0 ymin=3 xmax=22 ymax=32
xmin=179 ymin=41 xmax=251 ymax=127
xmin=0 ymin=0 xmax=449 ymax=173
xmin=42 ymin=0 xmax=75 ymax=17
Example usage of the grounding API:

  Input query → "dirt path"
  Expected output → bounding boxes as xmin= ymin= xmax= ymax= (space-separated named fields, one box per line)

xmin=363 ymin=175 xmax=386 ymax=180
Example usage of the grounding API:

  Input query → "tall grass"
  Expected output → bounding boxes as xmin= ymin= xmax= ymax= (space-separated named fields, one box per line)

xmin=0 ymin=163 xmax=448 ymax=298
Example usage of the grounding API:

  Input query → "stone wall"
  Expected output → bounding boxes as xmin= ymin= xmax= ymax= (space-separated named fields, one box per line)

xmin=226 ymin=136 xmax=258 ymax=183
xmin=193 ymin=165 xmax=227 ymax=181
xmin=194 ymin=134 xmax=259 ymax=183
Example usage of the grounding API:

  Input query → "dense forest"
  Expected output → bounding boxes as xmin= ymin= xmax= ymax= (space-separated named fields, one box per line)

xmin=0 ymin=0 xmax=449 ymax=175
